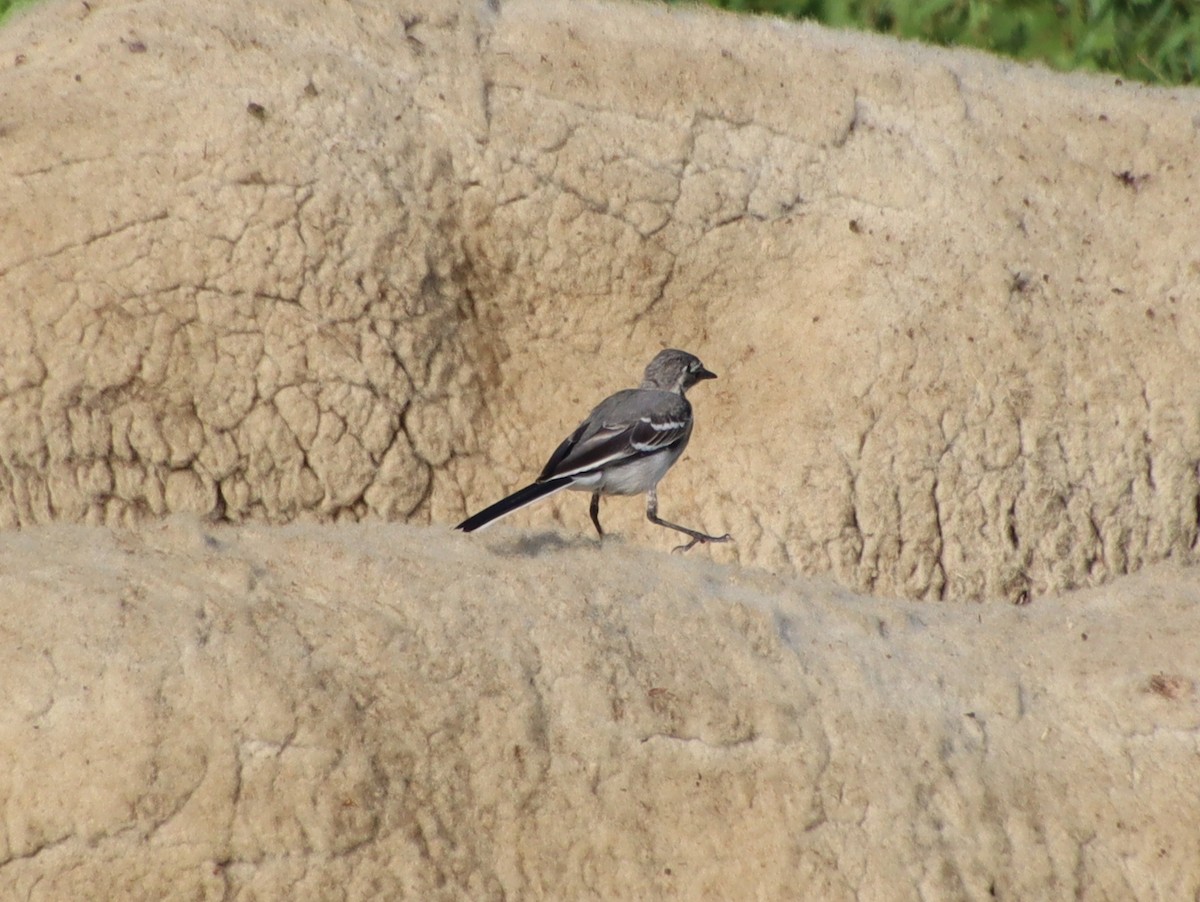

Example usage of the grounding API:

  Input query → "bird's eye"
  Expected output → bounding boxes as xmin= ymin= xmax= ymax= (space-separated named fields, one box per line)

xmin=688 ymin=361 xmax=699 ymax=372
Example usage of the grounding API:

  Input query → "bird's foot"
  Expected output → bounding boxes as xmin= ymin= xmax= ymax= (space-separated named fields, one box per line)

xmin=671 ymin=532 xmax=733 ymax=554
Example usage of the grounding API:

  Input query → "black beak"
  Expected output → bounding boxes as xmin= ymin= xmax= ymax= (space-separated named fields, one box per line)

xmin=696 ymin=366 xmax=717 ymax=381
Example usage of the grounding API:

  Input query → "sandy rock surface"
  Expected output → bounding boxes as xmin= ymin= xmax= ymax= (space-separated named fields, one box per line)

xmin=2 ymin=0 xmax=1198 ymax=601
xmin=0 ymin=518 xmax=1197 ymax=900
xmin=2 ymin=0 xmax=1200 ymax=897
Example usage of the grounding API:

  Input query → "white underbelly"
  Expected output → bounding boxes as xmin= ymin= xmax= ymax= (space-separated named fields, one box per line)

xmin=568 ymin=447 xmax=683 ymax=496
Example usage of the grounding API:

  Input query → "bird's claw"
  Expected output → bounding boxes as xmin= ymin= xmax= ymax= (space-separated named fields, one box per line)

xmin=671 ymin=532 xmax=733 ymax=554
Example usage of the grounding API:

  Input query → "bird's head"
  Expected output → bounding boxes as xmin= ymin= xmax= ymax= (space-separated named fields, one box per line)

xmin=640 ymin=349 xmax=717 ymax=394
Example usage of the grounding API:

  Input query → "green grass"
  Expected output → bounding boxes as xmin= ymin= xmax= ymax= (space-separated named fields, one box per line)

xmin=672 ymin=0 xmax=1199 ymax=85
xmin=0 ymin=0 xmax=37 ymax=24
xmin=2 ymin=0 xmax=1195 ymax=85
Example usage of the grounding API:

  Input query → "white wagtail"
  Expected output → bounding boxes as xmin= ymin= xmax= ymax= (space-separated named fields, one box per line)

xmin=457 ymin=349 xmax=732 ymax=552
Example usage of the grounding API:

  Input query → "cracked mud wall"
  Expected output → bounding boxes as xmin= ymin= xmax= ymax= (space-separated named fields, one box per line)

xmin=459 ymin=0 xmax=1200 ymax=603
xmin=1 ymin=0 xmax=489 ymax=531
xmin=1 ymin=520 xmax=1198 ymax=900
xmin=2 ymin=0 xmax=1200 ymax=603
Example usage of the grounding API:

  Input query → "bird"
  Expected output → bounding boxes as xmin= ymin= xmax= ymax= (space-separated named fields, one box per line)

xmin=456 ymin=349 xmax=732 ymax=552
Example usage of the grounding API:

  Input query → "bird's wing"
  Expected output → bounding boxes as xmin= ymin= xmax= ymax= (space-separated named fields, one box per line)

xmin=538 ymin=390 xmax=691 ymax=481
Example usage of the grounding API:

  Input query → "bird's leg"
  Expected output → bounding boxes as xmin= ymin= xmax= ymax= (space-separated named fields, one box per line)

xmin=645 ymin=488 xmax=732 ymax=553
xmin=589 ymin=492 xmax=604 ymax=539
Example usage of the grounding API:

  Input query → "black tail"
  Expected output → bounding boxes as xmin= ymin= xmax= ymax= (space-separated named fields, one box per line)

xmin=456 ymin=476 xmax=575 ymax=533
